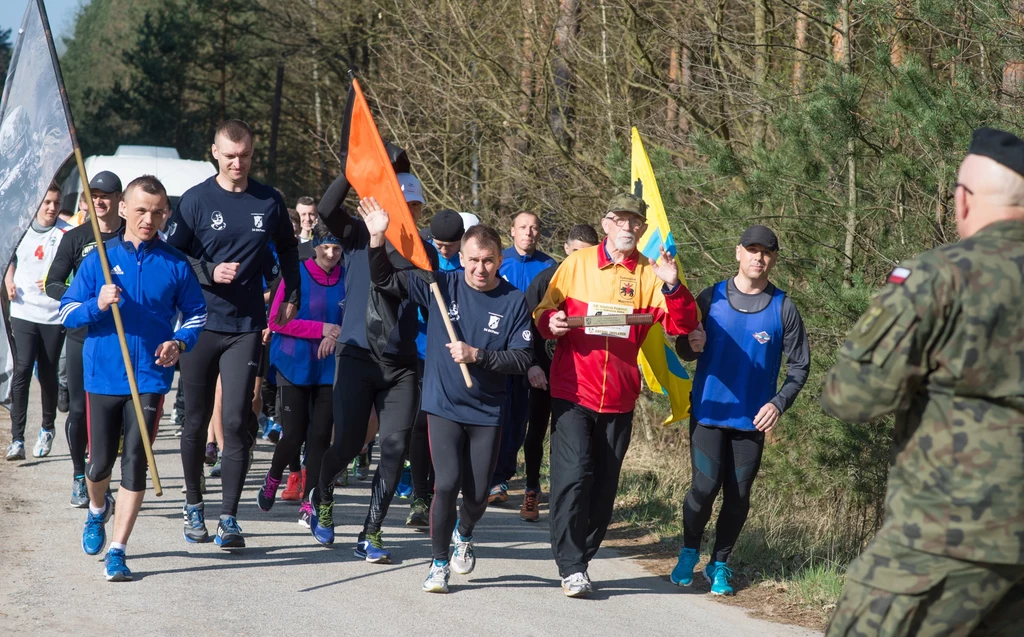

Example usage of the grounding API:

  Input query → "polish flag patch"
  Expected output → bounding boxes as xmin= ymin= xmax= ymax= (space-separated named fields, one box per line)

xmin=887 ymin=267 xmax=911 ymax=285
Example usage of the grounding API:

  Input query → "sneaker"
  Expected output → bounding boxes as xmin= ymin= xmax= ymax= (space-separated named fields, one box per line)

xmin=182 ymin=502 xmax=209 ymax=543
xmin=58 ymin=385 xmax=69 ymax=413
xmin=82 ymin=492 xmax=114 ymax=555
xmin=561 ymin=572 xmax=592 ymax=598
xmin=204 ymin=443 xmax=218 ymax=465
xmin=257 ymin=471 xmax=281 ymax=512
xmin=180 ymin=473 xmax=206 ymax=494
xmin=5 ymin=440 xmax=25 ymax=461
xmin=267 ymin=421 xmax=282 ymax=443
xmin=355 ymin=531 xmax=391 ymax=563
xmin=173 ymin=425 xmax=184 ymax=438
xmin=281 ymin=470 xmax=303 ymax=501
xmin=450 ymin=525 xmax=476 ymax=575
xmin=406 ymin=497 xmax=430 ymax=527
xmin=355 ymin=453 xmax=369 ymax=480
xmin=422 ymin=560 xmax=450 ymax=593
xmin=209 ymin=461 xmax=222 ymax=478
xmin=335 ymin=470 xmax=349 ymax=487
xmin=671 ymin=548 xmax=701 ymax=586
xmin=298 ymin=501 xmax=314 ymax=529
xmin=104 ymin=548 xmax=132 ymax=582
xmin=33 ymin=428 xmax=55 ymax=458
xmin=704 ymin=561 xmax=734 ymax=596
xmin=215 ymin=516 xmax=245 ymax=549
xmin=260 ymin=416 xmax=273 ymax=441
xmin=70 ymin=476 xmax=89 ymax=508
xmin=487 ymin=482 xmax=508 ymax=505
xmin=395 ymin=463 xmax=413 ymax=499
xmin=520 ymin=489 xmax=540 ymax=522
xmin=309 ymin=488 xmax=335 ymax=546
xmin=257 ymin=413 xmax=269 ymax=437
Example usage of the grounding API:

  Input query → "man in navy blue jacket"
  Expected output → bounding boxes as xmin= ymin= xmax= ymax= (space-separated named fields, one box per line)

xmin=60 ymin=175 xmax=206 ymax=582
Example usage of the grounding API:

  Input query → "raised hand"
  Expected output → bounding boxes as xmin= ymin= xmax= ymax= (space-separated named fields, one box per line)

xmin=648 ymin=245 xmax=679 ymax=288
xmin=356 ymin=197 xmax=389 ymax=244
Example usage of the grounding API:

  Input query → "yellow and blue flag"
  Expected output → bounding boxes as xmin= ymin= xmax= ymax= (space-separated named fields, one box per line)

xmin=632 ymin=127 xmax=692 ymax=425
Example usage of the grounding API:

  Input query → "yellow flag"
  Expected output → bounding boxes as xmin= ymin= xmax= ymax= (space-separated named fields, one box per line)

xmin=632 ymin=127 xmax=691 ymax=425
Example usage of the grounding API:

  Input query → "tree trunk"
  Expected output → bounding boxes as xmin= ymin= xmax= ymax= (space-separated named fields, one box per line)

xmin=267 ymin=58 xmax=285 ymax=182
xmin=599 ymin=0 xmax=615 ymax=142
xmin=837 ymin=1 xmax=857 ymax=288
xmin=890 ymin=3 xmax=906 ymax=67
xmin=793 ymin=0 xmax=808 ymax=94
xmin=311 ymin=0 xmax=327 ymax=192
xmin=667 ymin=45 xmax=679 ymax=133
xmin=752 ymin=0 xmax=767 ymax=141
xmin=550 ymin=0 xmax=579 ymax=152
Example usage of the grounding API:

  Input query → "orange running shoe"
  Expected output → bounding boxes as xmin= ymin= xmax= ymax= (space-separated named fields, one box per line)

xmin=281 ymin=471 xmax=303 ymax=501
xmin=520 ymin=489 xmax=540 ymax=522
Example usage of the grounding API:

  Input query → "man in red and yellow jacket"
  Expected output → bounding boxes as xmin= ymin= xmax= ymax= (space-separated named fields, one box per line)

xmin=535 ymin=193 xmax=699 ymax=597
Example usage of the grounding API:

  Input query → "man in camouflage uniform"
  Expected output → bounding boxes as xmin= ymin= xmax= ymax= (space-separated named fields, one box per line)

xmin=822 ymin=127 xmax=1024 ymax=636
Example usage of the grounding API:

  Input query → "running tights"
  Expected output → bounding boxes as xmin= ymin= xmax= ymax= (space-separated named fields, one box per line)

xmin=522 ymin=387 xmax=552 ymax=492
xmin=64 ymin=336 xmax=88 ymax=476
xmin=179 ymin=330 xmax=262 ymax=517
xmin=682 ymin=421 xmax=765 ymax=564
xmin=269 ymin=381 xmax=332 ymax=500
xmin=409 ymin=407 xmax=434 ymax=500
xmin=428 ymin=416 xmax=501 ymax=562
xmin=317 ymin=347 xmax=418 ymax=538
xmin=9 ymin=318 xmax=65 ymax=442
xmin=85 ymin=393 xmax=162 ymax=492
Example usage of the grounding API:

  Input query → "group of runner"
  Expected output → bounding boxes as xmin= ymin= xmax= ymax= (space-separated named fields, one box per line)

xmin=5 ymin=118 xmax=810 ymax=597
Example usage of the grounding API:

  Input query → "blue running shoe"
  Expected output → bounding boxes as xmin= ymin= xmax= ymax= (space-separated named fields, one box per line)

xmin=355 ymin=531 xmax=391 ymax=563
xmin=704 ymin=561 xmax=735 ymax=596
xmin=395 ymin=463 xmax=413 ymax=499
xmin=104 ymin=548 xmax=132 ymax=581
xmin=82 ymin=492 xmax=114 ymax=555
xmin=267 ymin=420 xmax=282 ymax=443
xmin=215 ymin=517 xmax=245 ymax=549
xmin=309 ymin=488 xmax=335 ymax=546
xmin=670 ymin=547 xmax=700 ymax=586
xmin=182 ymin=502 xmax=209 ymax=543
xmin=257 ymin=413 xmax=269 ymax=438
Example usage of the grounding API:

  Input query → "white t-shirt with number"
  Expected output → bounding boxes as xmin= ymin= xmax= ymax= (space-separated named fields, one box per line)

xmin=10 ymin=219 xmax=72 ymax=324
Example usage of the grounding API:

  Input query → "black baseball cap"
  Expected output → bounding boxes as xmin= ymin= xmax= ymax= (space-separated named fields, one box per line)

xmin=968 ymin=127 xmax=1024 ymax=177
xmin=89 ymin=171 xmax=122 ymax=193
xmin=430 ymin=209 xmax=465 ymax=242
xmin=739 ymin=225 xmax=779 ymax=252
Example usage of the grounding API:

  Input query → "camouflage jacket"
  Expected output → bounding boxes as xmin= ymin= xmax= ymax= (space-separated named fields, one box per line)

xmin=822 ymin=219 xmax=1024 ymax=565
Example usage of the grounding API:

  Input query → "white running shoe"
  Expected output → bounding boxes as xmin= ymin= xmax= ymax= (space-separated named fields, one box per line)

xmin=422 ymin=561 xmax=450 ymax=593
xmin=450 ymin=527 xmax=476 ymax=575
xmin=33 ymin=429 xmax=55 ymax=458
xmin=561 ymin=572 xmax=592 ymax=598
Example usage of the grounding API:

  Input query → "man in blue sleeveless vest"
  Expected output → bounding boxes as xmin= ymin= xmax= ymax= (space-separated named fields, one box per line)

xmin=670 ymin=225 xmax=810 ymax=595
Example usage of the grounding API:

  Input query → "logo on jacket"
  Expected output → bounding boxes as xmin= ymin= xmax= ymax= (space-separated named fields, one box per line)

xmin=111 ymin=264 xmax=124 ymax=275
xmin=166 ymin=222 xmax=177 ymax=236
xmin=252 ymin=214 xmax=264 ymax=231
xmin=81 ymin=244 xmax=96 ymax=258
xmin=522 ymin=330 xmax=532 ymax=342
xmin=448 ymin=303 xmax=460 ymax=322
xmin=618 ymin=278 xmax=636 ymax=301
xmin=485 ymin=312 xmax=503 ymax=335
xmin=211 ymin=211 xmax=226 ymax=231
xmin=753 ymin=331 xmax=771 ymax=344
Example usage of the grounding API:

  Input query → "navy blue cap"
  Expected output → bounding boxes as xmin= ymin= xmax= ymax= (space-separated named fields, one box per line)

xmin=89 ymin=171 xmax=122 ymax=193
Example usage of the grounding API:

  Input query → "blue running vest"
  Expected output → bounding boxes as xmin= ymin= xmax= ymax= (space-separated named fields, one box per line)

xmin=691 ymin=281 xmax=785 ymax=431
xmin=270 ymin=263 xmax=344 ymax=386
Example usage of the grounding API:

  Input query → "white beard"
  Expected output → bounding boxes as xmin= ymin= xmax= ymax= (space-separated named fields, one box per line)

xmin=614 ymin=233 xmax=636 ymax=251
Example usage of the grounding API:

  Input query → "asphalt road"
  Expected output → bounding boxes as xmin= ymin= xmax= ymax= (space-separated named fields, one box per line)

xmin=0 ymin=380 xmax=820 ymax=636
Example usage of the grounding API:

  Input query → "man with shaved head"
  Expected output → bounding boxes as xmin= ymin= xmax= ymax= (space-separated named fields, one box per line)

xmin=822 ymin=127 xmax=1024 ymax=635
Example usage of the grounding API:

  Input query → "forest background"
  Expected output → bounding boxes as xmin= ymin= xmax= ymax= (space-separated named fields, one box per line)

xmin=4 ymin=0 xmax=1022 ymax=623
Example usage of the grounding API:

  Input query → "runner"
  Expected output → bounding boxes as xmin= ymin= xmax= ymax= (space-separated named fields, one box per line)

xmin=61 ymin=175 xmax=206 ymax=580
xmin=359 ymin=198 xmax=532 ymax=593
xmin=258 ymin=222 xmax=344 ymax=529
xmin=407 ymin=209 xmax=466 ymax=527
xmin=45 ymin=171 xmax=124 ymax=505
xmin=489 ymin=211 xmax=556 ymax=505
xmin=520 ymin=223 xmax=599 ymax=522
xmin=534 ymin=193 xmax=699 ymax=596
xmin=670 ymin=225 xmax=810 ymax=595
xmin=4 ymin=183 xmax=71 ymax=461
xmin=166 ymin=119 xmax=301 ymax=549
xmin=309 ymin=171 xmax=437 ymax=561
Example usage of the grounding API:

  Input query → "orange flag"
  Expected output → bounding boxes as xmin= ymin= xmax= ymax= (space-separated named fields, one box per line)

xmin=340 ymin=77 xmax=432 ymax=271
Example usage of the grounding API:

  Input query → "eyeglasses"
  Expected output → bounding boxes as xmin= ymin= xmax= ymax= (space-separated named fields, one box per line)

xmin=954 ymin=182 xmax=974 ymax=196
xmin=604 ymin=215 xmax=644 ymax=229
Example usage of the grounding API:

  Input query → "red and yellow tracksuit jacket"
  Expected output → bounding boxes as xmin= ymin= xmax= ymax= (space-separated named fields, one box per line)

xmin=534 ymin=240 xmax=699 ymax=414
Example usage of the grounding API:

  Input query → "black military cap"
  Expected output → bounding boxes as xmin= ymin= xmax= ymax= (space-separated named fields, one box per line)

xmin=968 ymin=128 xmax=1024 ymax=177
xmin=89 ymin=170 xmax=122 ymax=193
xmin=739 ymin=225 xmax=779 ymax=252
xmin=429 ymin=209 xmax=465 ymax=242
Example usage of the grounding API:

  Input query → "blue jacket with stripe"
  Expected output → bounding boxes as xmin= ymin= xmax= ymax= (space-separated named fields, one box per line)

xmin=60 ymin=233 xmax=207 ymax=396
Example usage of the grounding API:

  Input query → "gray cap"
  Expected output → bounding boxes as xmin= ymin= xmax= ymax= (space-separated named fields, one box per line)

xmin=89 ymin=171 xmax=122 ymax=193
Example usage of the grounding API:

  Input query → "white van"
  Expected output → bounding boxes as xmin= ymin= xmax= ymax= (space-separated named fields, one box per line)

xmin=61 ymin=145 xmax=215 ymax=211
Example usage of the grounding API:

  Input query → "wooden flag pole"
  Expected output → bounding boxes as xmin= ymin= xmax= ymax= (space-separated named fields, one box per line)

xmin=39 ymin=0 xmax=162 ymax=496
xmin=429 ymin=282 xmax=473 ymax=389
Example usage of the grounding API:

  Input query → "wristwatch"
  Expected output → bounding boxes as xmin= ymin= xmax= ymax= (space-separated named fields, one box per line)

xmin=174 ymin=339 xmax=186 ymax=353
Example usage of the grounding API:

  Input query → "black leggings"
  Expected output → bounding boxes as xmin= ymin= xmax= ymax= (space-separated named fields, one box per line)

xmin=86 ymin=393 xmax=162 ymax=492
xmin=9 ymin=318 xmax=65 ymax=441
xmin=64 ymin=335 xmax=88 ymax=476
xmin=428 ymin=416 xmax=501 ymax=561
xmin=682 ymin=421 xmax=765 ymax=564
xmin=269 ymin=380 xmax=332 ymax=500
xmin=523 ymin=387 xmax=552 ymax=492
xmin=409 ymin=362 xmax=434 ymax=499
xmin=317 ymin=347 xmax=418 ymax=537
xmin=179 ymin=330 xmax=262 ymax=516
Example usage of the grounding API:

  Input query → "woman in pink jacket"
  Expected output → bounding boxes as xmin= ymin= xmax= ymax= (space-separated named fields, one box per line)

xmin=258 ymin=223 xmax=344 ymax=527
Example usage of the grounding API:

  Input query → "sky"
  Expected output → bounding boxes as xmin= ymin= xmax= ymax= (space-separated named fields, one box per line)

xmin=0 ymin=0 xmax=86 ymax=46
